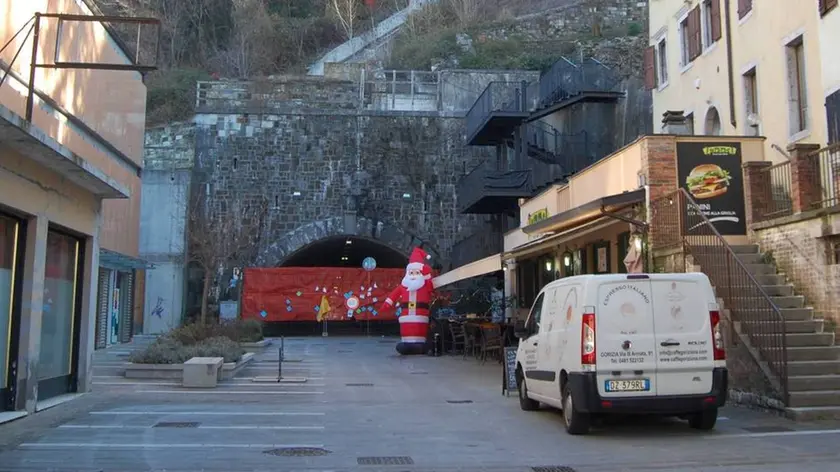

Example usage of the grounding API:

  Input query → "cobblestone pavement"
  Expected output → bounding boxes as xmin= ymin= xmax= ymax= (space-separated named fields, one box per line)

xmin=1 ymin=336 xmax=840 ymax=471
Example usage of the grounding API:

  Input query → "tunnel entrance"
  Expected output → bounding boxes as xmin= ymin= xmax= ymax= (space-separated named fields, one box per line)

xmin=256 ymin=236 xmax=410 ymax=338
xmin=281 ymin=236 xmax=408 ymax=269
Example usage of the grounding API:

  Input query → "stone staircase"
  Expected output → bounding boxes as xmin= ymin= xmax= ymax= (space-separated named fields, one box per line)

xmin=715 ymin=244 xmax=840 ymax=420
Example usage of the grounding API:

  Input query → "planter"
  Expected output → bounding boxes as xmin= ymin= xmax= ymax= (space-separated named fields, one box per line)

xmin=240 ymin=339 xmax=271 ymax=352
xmin=125 ymin=352 xmax=255 ymax=380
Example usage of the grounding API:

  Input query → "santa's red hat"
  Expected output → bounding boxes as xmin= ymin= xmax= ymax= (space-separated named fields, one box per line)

xmin=406 ymin=247 xmax=431 ymax=278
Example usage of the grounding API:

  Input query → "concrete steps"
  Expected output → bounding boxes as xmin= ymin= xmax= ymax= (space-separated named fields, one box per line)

xmin=727 ymin=244 xmax=840 ymax=412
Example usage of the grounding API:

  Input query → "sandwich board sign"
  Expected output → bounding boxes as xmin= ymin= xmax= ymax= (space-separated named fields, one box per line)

xmin=676 ymin=142 xmax=746 ymax=235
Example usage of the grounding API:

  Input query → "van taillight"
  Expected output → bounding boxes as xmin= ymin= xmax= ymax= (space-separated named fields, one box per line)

xmin=709 ymin=309 xmax=725 ymax=360
xmin=581 ymin=309 xmax=596 ymax=366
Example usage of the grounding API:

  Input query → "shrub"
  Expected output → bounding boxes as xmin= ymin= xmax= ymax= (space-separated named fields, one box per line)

xmin=166 ymin=319 xmax=264 ymax=345
xmin=221 ymin=319 xmax=264 ymax=343
xmin=627 ymin=22 xmax=643 ymax=36
xmin=128 ymin=336 xmax=245 ymax=365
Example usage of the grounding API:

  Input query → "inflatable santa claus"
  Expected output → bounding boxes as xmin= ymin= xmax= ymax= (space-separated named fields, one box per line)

xmin=380 ymin=247 xmax=436 ymax=355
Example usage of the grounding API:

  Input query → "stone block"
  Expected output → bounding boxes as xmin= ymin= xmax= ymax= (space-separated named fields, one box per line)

xmin=183 ymin=357 xmax=224 ymax=388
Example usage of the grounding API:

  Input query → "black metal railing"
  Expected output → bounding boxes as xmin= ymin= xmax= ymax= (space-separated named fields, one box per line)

xmin=457 ymin=162 xmax=532 ymax=213
xmin=808 ymin=143 xmax=840 ymax=209
xmin=465 ymin=81 xmax=533 ymax=141
xmin=450 ymin=228 xmax=504 ymax=268
xmin=524 ymin=121 xmax=590 ymax=172
xmin=537 ymin=57 xmax=621 ymax=110
xmin=755 ymin=161 xmax=794 ymax=222
xmin=650 ymin=189 xmax=789 ymax=404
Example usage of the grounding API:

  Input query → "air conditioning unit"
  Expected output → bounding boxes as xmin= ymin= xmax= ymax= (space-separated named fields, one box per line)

xmin=746 ymin=112 xmax=761 ymax=128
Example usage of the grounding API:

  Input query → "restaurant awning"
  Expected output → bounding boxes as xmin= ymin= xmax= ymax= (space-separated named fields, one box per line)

xmin=522 ymin=188 xmax=647 ymax=235
xmin=433 ymin=253 xmax=502 ymax=288
xmin=100 ymin=248 xmax=155 ymax=272
xmin=506 ymin=188 xmax=647 ymax=260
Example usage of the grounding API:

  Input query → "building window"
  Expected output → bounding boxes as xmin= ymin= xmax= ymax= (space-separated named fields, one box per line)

xmin=743 ymin=68 xmax=759 ymax=136
xmin=686 ymin=112 xmax=695 ymax=135
xmin=785 ymin=36 xmax=808 ymax=136
xmin=737 ymin=0 xmax=753 ymax=20
xmin=656 ymin=38 xmax=668 ymax=87
xmin=679 ymin=15 xmax=691 ymax=66
xmin=701 ymin=0 xmax=722 ymax=49
xmin=827 ymin=89 xmax=840 ymax=144
xmin=820 ymin=0 xmax=838 ymax=17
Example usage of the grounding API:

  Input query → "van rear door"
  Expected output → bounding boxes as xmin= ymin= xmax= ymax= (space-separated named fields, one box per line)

xmin=595 ymin=276 xmax=658 ymax=397
xmin=650 ymin=275 xmax=715 ymax=396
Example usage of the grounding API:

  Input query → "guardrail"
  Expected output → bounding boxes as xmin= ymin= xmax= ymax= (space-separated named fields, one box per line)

xmin=465 ymin=81 xmax=533 ymax=142
xmin=524 ymin=121 xmax=589 ymax=172
xmin=537 ymin=57 xmax=621 ymax=109
xmin=808 ymin=142 xmax=840 ymax=209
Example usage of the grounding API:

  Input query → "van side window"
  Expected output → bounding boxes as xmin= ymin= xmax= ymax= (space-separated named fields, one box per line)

xmin=527 ymin=293 xmax=545 ymax=333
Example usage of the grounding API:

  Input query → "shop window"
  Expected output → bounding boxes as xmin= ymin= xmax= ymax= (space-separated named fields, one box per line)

xmin=573 ymin=248 xmax=587 ymax=275
xmin=1 ymin=214 xmax=21 ymax=397
xmin=593 ymin=241 xmax=611 ymax=274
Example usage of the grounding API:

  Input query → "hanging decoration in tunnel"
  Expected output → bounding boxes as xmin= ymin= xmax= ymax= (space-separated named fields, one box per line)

xmin=362 ymin=256 xmax=377 ymax=271
xmin=241 ymin=267 xmax=410 ymax=322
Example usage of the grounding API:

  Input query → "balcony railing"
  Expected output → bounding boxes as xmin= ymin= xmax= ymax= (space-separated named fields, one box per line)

xmin=450 ymin=227 xmax=505 ymax=268
xmin=536 ymin=57 xmax=621 ymax=111
xmin=523 ymin=121 xmax=590 ymax=173
xmin=457 ymin=162 xmax=532 ymax=214
xmin=808 ymin=143 xmax=840 ymax=209
xmin=465 ymin=81 xmax=537 ymax=145
xmin=754 ymin=161 xmax=794 ymax=223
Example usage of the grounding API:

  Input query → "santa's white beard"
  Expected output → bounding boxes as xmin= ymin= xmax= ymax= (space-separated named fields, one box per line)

xmin=401 ymin=275 xmax=425 ymax=292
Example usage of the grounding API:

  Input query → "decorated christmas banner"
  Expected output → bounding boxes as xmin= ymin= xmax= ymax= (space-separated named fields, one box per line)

xmin=241 ymin=267 xmax=407 ymax=322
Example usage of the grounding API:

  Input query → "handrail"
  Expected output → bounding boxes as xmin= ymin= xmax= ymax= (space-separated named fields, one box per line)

xmin=651 ymin=188 xmax=789 ymax=404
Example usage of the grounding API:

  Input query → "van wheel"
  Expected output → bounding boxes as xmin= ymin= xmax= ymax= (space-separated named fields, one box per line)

xmin=518 ymin=377 xmax=539 ymax=411
xmin=562 ymin=385 xmax=590 ymax=435
xmin=688 ymin=408 xmax=718 ymax=431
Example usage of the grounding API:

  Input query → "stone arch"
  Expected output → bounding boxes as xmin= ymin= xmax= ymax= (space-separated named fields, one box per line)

xmin=257 ymin=216 xmax=443 ymax=268
xmin=704 ymin=106 xmax=722 ymax=136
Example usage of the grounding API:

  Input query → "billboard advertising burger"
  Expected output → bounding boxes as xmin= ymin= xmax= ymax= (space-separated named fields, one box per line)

xmin=676 ymin=142 xmax=746 ymax=235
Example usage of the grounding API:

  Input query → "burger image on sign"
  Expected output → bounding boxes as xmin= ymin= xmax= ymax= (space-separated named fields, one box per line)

xmin=685 ymin=164 xmax=732 ymax=199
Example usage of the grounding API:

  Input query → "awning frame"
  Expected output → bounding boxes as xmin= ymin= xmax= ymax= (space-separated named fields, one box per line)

xmin=99 ymin=248 xmax=155 ymax=272
xmin=522 ymin=188 xmax=647 ymax=236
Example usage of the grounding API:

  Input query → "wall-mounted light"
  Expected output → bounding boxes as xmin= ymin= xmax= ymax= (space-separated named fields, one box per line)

xmin=292 ymin=191 xmax=302 ymax=197
xmin=502 ymin=266 xmax=508 ymax=272
xmin=563 ymin=254 xmax=571 ymax=267
xmin=346 ymin=239 xmax=352 ymax=245
xmin=341 ymin=256 xmax=349 ymax=261
xmin=402 ymin=193 xmax=412 ymax=199
xmin=545 ymin=260 xmax=553 ymax=272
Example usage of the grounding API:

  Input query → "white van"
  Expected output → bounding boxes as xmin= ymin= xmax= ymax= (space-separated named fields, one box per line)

xmin=513 ymin=273 xmax=727 ymax=435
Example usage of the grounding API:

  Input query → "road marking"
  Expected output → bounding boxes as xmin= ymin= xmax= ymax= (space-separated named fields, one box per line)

xmin=93 ymin=382 xmax=326 ymax=387
xmin=136 ymin=390 xmax=325 ymax=395
xmin=59 ymin=425 xmax=324 ymax=430
xmin=708 ymin=428 xmax=840 ymax=439
xmin=89 ymin=411 xmax=325 ymax=416
xmin=19 ymin=443 xmax=325 ymax=449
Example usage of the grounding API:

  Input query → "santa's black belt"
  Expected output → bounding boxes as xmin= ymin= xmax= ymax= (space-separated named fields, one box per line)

xmin=406 ymin=301 xmax=429 ymax=310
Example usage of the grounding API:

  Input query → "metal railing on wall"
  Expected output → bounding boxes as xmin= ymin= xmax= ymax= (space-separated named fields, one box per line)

xmin=537 ymin=57 xmax=620 ymax=110
xmin=808 ymin=143 xmax=840 ymax=209
xmin=362 ymin=70 xmax=440 ymax=111
xmin=465 ymin=81 xmax=533 ymax=141
xmin=524 ymin=121 xmax=590 ymax=171
xmin=755 ymin=162 xmax=794 ymax=223
xmin=650 ymin=189 xmax=789 ymax=404
xmin=450 ymin=227 xmax=504 ymax=268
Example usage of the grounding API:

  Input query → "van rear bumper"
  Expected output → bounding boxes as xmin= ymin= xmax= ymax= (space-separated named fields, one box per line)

xmin=568 ymin=368 xmax=728 ymax=414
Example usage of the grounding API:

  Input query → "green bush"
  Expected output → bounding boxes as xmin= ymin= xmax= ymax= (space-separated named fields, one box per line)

xmin=166 ymin=319 xmax=264 ymax=345
xmin=145 ymin=68 xmax=212 ymax=126
xmin=128 ymin=336 xmax=245 ymax=365
xmin=388 ymin=29 xmax=459 ymax=70
xmin=627 ymin=22 xmax=643 ymax=36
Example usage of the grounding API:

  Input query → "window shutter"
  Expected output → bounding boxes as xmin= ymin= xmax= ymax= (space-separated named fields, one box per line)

xmin=823 ymin=0 xmax=838 ymax=15
xmin=689 ymin=7 xmax=702 ymax=61
xmin=644 ymin=46 xmax=656 ymax=90
xmin=738 ymin=0 xmax=752 ymax=19
xmin=711 ymin=0 xmax=722 ymax=41
xmin=95 ymin=268 xmax=110 ymax=350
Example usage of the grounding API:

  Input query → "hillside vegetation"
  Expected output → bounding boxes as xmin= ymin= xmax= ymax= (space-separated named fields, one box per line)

xmin=94 ymin=0 xmax=642 ymax=125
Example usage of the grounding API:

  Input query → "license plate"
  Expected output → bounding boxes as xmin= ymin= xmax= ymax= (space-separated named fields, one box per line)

xmin=605 ymin=379 xmax=650 ymax=392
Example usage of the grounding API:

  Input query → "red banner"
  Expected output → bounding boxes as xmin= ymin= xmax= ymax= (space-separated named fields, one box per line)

xmin=241 ymin=267 xmax=407 ymax=322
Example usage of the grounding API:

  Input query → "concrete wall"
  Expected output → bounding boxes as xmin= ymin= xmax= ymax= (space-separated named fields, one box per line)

xmin=138 ymin=169 xmax=191 ymax=334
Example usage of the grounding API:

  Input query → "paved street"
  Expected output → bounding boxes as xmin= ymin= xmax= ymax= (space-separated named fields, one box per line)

xmin=2 ymin=336 xmax=840 ymax=471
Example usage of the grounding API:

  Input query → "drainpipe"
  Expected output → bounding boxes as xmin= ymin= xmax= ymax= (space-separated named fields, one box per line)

xmin=724 ymin=0 xmax=737 ymax=127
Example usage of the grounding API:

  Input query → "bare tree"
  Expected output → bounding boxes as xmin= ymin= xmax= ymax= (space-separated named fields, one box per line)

xmin=328 ymin=0 xmax=362 ymax=40
xmin=447 ymin=0 xmax=482 ymax=27
xmin=186 ymin=186 xmax=268 ymax=324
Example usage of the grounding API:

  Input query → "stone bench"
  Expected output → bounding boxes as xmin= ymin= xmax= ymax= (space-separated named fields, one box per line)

xmin=183 ymin=357 xmax=224 ymax=388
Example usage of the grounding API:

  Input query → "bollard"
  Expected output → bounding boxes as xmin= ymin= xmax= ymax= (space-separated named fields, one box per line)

xmin=277 ymin=336 xmax=285 ymax=382
xmin=433 ymin=333 xmax=440 ymax=357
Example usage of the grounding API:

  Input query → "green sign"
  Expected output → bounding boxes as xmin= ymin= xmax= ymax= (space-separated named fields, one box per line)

xmin=527 ymin=208 xmax=549 ymax=225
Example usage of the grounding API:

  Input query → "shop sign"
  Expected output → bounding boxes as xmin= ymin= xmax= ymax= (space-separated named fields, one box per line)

xmin=676 ymin=142 xmax=746 ymax=235
xmin=527 ymin=208 xmax=550 ymax=225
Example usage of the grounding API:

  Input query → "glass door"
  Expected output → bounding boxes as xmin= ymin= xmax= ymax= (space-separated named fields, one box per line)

xmin=1 ymin=214 xmax=24 ymax=411
xmin=37 ymin=229 xmax=84 ymax=401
